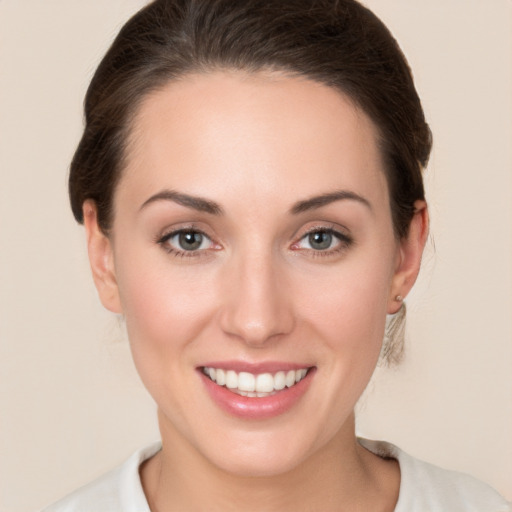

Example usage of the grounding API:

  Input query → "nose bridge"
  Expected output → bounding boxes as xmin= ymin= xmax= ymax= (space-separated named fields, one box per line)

xmin=219 ymin=245 xmax=294 ymax=345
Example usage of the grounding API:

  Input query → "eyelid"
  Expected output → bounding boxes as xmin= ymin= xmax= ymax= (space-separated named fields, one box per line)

xmin=290 ymin=224 xmax=354 ymax=254
xmin=154 ymin=222 xmax=353 ymax=259
xmin=294 ymin=222 xmax=352 ymax=242
xmin=155 ymin=224 xmax=221 ymax=257
xmin=157 ymin=226 xmax=209 ymax=243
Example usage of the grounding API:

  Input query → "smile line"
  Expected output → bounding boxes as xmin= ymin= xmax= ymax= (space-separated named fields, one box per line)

xmin=201 ymin=367 xmax=311 ymax=397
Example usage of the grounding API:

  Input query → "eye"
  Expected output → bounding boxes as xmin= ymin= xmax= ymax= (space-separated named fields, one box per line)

xmin=292 ymin=227 xmax=352 ymax=254
xmin=158 ymin=228 xmax=216 ymax=255
xmin=304 ymin=231 xmax=336 ymax=251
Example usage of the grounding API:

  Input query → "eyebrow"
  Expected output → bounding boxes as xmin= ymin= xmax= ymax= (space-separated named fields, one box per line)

xmin=139 ymin=188 xmax=371 ymax=216
xmin=290 ymin=190 xmax=372 ymax=215
xmin=139 ymin=190 xmax=223 ymax=215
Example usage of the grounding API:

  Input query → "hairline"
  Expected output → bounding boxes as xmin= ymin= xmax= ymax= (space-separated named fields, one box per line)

xmin=102 ymin=66 xmax=395 ymax=237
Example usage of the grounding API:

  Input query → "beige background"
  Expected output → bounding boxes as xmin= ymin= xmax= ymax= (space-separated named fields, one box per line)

xmin=0 ymin=1 xmax=511 ymax=511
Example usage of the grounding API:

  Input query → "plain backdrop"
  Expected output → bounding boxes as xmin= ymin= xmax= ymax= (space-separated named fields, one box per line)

xmin=0 ymin=1 xmax=511 ymax=511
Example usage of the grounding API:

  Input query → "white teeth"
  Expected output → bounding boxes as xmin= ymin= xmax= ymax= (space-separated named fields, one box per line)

xmin=238 ymin=372 xmax=255 ymax=392
xmin=255 ymin=373 xmax=274 ymax=393
xmin=216 ymin=368 xmax=226 ymax=386
xmin=225 ymin=370 xmax=238 ymax=389
xmin=274 ymin=371 xmax=286 ymax=390
xmin=203 ymin=366 xmax=310 ymax=395
xmin=285 ymin=370 xmax=296 ymax=387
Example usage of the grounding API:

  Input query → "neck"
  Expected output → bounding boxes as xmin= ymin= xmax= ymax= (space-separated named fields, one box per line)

xmin=140 ymin=411 xmax=399 ymax=512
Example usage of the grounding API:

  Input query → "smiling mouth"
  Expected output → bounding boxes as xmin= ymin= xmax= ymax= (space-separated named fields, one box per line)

xmin=201 ymin=367 xmax=311 ymax=397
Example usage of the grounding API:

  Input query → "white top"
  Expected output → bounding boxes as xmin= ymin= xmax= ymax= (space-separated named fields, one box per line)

xmin=40 ymin=439 xmax=511 ymax=512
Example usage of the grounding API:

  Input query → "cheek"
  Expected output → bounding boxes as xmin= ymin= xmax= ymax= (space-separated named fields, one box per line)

xmin=121 ymin=273 xmax=209 ymax=338
xmin=114 ymin=226 xmax=214 ymax=324
xmin=299 ymin=257 xmax=392 ymax=345
xmin=317 ymin=291 xmax=387 ymax=383
xmin=295 ymin=254 xmax=393 ymax=399
xmin=113 ymin=252 xmax=218 ymax=376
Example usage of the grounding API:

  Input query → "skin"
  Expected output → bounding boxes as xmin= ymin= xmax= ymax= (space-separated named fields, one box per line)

xmin=84 ymin=71 xmax=428 ymax=511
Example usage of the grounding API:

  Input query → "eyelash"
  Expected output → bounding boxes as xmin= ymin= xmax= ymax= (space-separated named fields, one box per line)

xmin=291 ymin=226 xmax=353 ymax=258
xmin=156 ymin=226 xmax=216 ymax=258
xmin=155 ymin=225 xmax=353 ymax=259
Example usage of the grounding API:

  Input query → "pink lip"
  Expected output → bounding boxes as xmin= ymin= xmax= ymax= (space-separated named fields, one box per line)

xmin=198 ymin=364 xmax=316 ymax=420
xmin=200 ymin=360 xmax=310 ymax=374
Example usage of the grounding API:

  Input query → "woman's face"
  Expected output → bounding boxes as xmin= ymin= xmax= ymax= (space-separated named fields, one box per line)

xmin=87 ymin=71 xmax=422 ymax=476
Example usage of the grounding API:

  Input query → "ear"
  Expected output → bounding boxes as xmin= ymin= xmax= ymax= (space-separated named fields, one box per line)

xmin=83 ymin=200 xmax=123 ymax=314
xmin=388 ymin=200 xmax=429 ymax=314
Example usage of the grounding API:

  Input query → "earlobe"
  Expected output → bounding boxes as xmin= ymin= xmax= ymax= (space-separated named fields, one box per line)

xmin=83 ymin=200 xmax=123 ymax=314
xmin=388 ymin=200 xmax=429 ymax=314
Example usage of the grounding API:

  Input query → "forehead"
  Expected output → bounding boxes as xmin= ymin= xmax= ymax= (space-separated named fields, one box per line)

xmin=118 ymin=71 xmax=388 ymax=211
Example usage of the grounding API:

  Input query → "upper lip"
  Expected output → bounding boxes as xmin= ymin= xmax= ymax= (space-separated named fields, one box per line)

xmin=198 ymin=360 xmax=314 ymax=374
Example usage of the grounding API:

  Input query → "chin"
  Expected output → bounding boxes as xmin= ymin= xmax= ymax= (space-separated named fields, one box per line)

xmin=192 ymin=419 xmax=339 ymax=479
xmin=206 ymin=441 xmax=311 ymax=478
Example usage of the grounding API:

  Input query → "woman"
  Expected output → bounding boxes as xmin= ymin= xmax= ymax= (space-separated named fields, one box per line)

xmin=41 ymin=0 xmax=510 ymax=510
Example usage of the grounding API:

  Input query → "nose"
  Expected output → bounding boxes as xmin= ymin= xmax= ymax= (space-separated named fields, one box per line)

xmin=218 ymin=251 xmax=295 ymax=347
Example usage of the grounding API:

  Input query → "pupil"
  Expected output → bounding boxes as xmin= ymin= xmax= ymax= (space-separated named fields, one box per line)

xmin=179 ymin=232 xmax=202 ymax=250
xmin=309 ymin=231 xmax=332 ymax=250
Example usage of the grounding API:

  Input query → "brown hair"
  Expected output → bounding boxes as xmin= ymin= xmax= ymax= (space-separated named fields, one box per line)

xmin=69 ymin=0 xmax=431 ymax=239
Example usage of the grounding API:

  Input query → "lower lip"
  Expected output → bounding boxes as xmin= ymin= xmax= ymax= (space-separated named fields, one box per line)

xmin=199 ymin=368 xmax=315 ymax=420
